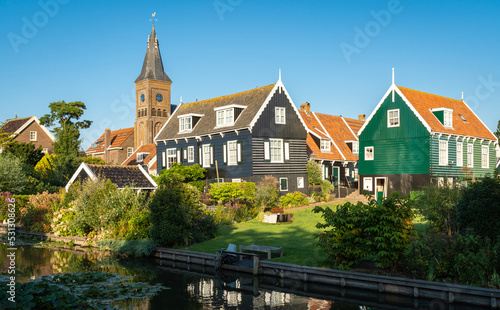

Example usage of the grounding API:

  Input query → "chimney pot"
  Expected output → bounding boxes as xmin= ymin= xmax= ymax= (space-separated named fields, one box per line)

xmin=358 ymin=114 xmax=366 ymax=121
xmin=300 ymin=102 xmax=311 ymax=112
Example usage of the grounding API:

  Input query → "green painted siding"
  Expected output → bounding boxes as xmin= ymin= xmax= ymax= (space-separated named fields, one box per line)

xmin=432 ymin=110 xmax=444 ymax=124
xmin=359 ymin=91 xmax=430 ymax=175
xmin=430 ymin=136 xmax=496 ymax=178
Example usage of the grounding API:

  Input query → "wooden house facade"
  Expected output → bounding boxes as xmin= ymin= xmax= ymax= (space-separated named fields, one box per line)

xmin=154 ymin=80 xmax=309 ymax=194
xmin=298 ymin=103 xmax=365 ymax=197
xmin=1 ymin=116 xmax=55 ymax=154
xmin=358 ymin=83 xmax=498 ymax=198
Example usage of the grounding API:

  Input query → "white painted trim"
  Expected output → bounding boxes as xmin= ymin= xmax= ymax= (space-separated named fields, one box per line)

xmin=137 ymin=164 xmax=158 ymax=189
xmin=177 ymin=113 xmax=204 ymax=118
xmin=461 ymin=98 xmax=498 ymax=143
xmin=147 ymin=155 xmax=157 ymax=169
xmin=341 ymin=117 xmax=358 ymax=141
xmin=313 ymin=112 xmax=346 ymax=161
xmin=14 ymin=116 xmax=56 ymax=142
xmin=154 ymin=102 xmax=181 ymax=143
xmin=65 ymin=162 xmax=96 ymax=192
xmin=358 ymin=84 xmax=432 ymax=136
xmin=214 ymin=104 xmax=247 ymax=111
xmin=374 ymin=177 xmax=388 ymax=199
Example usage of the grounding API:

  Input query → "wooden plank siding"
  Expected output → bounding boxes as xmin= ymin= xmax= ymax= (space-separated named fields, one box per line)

xmin=430 ymin=135 xmax=496 ymax=178
xmin=252 ymin=138 xmax=307 ymax=176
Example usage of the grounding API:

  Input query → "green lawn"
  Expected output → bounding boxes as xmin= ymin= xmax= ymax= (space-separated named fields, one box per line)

xmin=187 ymin=203 xmax=430 ymax=268
xmin=187 ymin=204 xmax=339 ymax=267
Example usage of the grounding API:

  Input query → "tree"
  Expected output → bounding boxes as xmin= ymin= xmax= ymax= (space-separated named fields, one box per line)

xmin=307 ymin=160 xmax=322 ymax=186
xmin=2 ymin=141 xmax=44 ymax=168
xmin=81 ymin=155 xmax=106 ymax=165
xmin=0 ymin=153 xmax=27 ymax=194
xmin=495 ymin=119 xmax=500 ymax=142
xmin=39 ymin=101 xmax=92 ymax=158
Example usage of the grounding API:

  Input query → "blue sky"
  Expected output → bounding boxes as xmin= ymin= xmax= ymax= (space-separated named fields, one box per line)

xmin=1 ymin=0 xmax=500 ymax=149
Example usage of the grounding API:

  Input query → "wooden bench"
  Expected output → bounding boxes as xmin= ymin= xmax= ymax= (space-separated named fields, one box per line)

xmin=239 ymin=244 xmax=283 ymax=260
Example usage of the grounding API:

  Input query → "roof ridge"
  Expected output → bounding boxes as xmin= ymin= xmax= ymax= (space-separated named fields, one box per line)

xmin=183 ymin=84 xmax=275 ymax=106
xmin=397 ymin=86 xmax=462 ymax=102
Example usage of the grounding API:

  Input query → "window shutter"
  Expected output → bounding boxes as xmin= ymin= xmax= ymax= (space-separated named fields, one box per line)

xmin=284 ymin=142 xmax=290 ymax=161
xmin=264 ymin=140 xmax=270 ymax=161
xmin=177 ymin=150 xmax=181 ymax=163
xmin=237 ymin=141 xmax=242 ymax=164
xmin=210 ymin=145 xmax=214 ymax=166
xmin=199 ymin=146 xmax=202 ymax=165
xmin=162 ymin=151 xmax=166 ymax=167
xmin=223 ymin=142 xmax=227 ymax=165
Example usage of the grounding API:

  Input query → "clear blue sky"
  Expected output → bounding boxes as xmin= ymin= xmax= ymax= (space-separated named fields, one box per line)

xmin=2 ymin=0 xmax=500 ymax=149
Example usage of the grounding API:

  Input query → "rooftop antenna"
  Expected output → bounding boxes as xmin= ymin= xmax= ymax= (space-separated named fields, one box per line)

xmin=392 ymin=68 xmax=395 ymax=102
xmin=150 ymin=12 xmax=157 ymax=26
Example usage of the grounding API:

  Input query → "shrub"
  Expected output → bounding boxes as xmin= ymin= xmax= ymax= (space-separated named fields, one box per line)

xmin=255 ymin=176 xmax=279 ymax=211
xmin=307 ymin=161 xmax=322 ymax=186
xmin=96 ymin=239 xmax=156 ymax=257
xmin=320 ymin=180 xmax=334 ymax=199
xmin=415 ymin=183 xmax=462 ymax=236
xmin=457 ymin=176 xmax=500 ymax=240
xmin=0 ymin=153 xmax=27 ymax=194
xmin=279 ymin=191 xmax=309 ymax=209
xmin=209 ymin=182 xmax=255 ymax=203
xmin=156 ymin=163 xmax=206 ymax=192
xmin=314 ymin=192 xmax=416 ymax=268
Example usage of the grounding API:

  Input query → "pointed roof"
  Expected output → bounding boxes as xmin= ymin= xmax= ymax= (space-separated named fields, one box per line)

xmin=135 ymin=25 xmax=171 ymax=83
xmin=122 ymin=143 xmax=157 ymax=167
xmin=86 ymin=127 xmax=134 ymax=154
xmin=2 ymin=116 xmax=55 ymax=141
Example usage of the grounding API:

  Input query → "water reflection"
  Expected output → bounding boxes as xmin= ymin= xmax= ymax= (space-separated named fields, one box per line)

xmin=0 ymin=245 xmax=487 ymax=309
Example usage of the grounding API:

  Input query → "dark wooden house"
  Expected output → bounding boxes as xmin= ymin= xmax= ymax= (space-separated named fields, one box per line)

xmin=154 ymin=79 xmax=309 ymax=194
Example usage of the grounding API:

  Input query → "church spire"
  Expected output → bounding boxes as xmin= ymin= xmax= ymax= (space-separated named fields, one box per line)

xmin=135 ymin=23 xmax=171 ymax=83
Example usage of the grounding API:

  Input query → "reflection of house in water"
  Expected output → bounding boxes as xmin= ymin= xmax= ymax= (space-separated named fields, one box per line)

xmin=187 ymin=277 xmax=314 ymax=308
xmin=308 ymin=297 xmax=333 ymax=310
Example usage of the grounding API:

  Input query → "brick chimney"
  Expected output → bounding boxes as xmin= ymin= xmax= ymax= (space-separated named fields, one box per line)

xmin=358 ymin=114 xmax=366 ymax=121
xmin=104 ymin=128 xmax=111 ymax=163
xmin=300 ymin=102 xmax=311 ymax=112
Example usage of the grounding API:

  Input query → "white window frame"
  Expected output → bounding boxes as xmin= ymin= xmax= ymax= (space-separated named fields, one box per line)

xmin=162 ymin=151 xmax=166 ymax=167
xmin=275 ymin=107 xmax=286 ymax=124
xmin=30 ymin=131 xmax=37 ymax=141
xmin=279 ymin=177 xmax=288 ymax=191
xmin=320 ymin=139 xmax=331 ymax=152
xmin=227 ymin=141 xmax=238 ymax=165
xmin=439 ymin=140 xmax=448 ymax=166
xmin=363 ymin=177 xmax=373 ymax=192
xmin=467 ymin=143 xmax=474 ymax=168
xmin=387 ymin=109 xmax=400 ymax=128
xmin=166 ymin=148 xmax=177 ymax=169
xmin=456 ymin=142 xmax=463 ymax=167
xmin=270 ymin=139 xmax=283 ymax=163
xmin=297 ymin=177 xmax=304 ymax=189
xmin=365 ymin=146 xmax=374 ymax=161
xmin=352 ymin=141 xmax=359 ymax=155
xmin=179 ymin=117 xmax=192 ymax=132
xmin=187 ymin=146 xmax=194 ymax=162
xmin=202 ymin=144 xmax=211 ymax=168
xmin=216 ymin=108 xmax=235 ymax=127
xmin=444 ymin=110 xmax=453 ymax=128
xmin=482 ymin=145 xmax=489 ymax=168
xmin=127 ymin=147 xmax=134 ymax=158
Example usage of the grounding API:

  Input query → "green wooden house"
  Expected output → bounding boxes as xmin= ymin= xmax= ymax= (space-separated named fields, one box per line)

xmin=358 ymin=82 xmax=498 ymax=198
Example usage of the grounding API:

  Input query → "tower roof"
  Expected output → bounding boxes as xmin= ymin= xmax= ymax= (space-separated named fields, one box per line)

xmin=135 ymin=25 xmax=172 ymax=83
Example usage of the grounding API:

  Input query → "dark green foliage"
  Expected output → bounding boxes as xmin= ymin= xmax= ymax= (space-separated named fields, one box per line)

xmin=81 ymin=155 xmax=106 ymax=165
xmin=457 ymin=176 xmax=500 ymax=240
xmin=415 ymin=183 xmax=461 ymax=235
xmin=404 ymin=231 xmax=500 ymax=287
xmin=2 ymin=141 xmax=44 ymax=168
xmin=0 ymin=153 xmax=27 ymax=194
xmin=149 ymin=175 xmax=217 ymax=246
xmin=157 ymin=163 xmax=206 ymax=192
xmin=39 ymin=100 xmax=92 ymax=158
xmin=307 ymin=161 xmax=322 ymax=186
xmin=280 ymin=191 xmax=309 ymax=208
xmin=314 ymin=193 xmax=416 ymax=268
xmin=495 ymin=119 xmax=500 ymax=142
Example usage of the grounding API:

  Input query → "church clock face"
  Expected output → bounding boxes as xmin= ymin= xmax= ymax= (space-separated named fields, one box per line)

xmin=141 ymin=94 xmax=145 ymax=102
xmin=156 ymin=93 xmax=163 ymax=102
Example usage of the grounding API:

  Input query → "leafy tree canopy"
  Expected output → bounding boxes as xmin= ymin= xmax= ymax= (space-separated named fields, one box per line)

xmin=495 ymin=119 xmax=500 ymax=142
xmin=2 ymin=141 xmax=44 ymax=167
xmin=40 ymin=101 xmax=92 ymax=158
xmin=0 ymin=153 xmax=27 ymax=194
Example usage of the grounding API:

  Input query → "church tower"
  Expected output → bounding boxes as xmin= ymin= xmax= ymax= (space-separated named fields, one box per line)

xmin=134 ymin=24 xmax=172 ymax=149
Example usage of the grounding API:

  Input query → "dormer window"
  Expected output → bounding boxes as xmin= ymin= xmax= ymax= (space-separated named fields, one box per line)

xmin=177 ymin=113 xmax=204 ymax=133
xmin=216 ymin=109 xmax=234 ymax=126
xmin=320 ymin=139 xmax=331 ymax=152
xmin=136 ymin=152 xmax=150 ymax=162
xmin=214 ymin=104 xmax=246 ymax=127
xmin=431 ymin=108 xmax=453 ymax=128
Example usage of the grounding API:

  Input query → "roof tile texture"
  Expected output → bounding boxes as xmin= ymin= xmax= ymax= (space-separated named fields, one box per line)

xmin=87 ymin=127 xmax=134 ymax=153
xmin=87 ymin=164 xmax=154 ymax=188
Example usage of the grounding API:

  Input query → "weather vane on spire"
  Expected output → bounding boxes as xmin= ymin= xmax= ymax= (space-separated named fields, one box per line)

xmin=150 ymin=12 xmax=157 ymax=26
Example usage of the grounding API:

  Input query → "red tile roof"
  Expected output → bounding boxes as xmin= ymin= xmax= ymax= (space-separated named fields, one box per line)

xmin=122 ymin=143 xmax=157 ymax=167
xmin=315 ymin=113 xmax=361 ymax=162
xmin=86 ymin=127 xmax=134 ymax=153
xmin=398 ymin=86 xmax=496 ymax=140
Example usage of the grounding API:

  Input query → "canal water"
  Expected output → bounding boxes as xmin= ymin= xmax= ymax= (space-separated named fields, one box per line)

xmin=0 ymin=245 xmax=484 ymax=309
